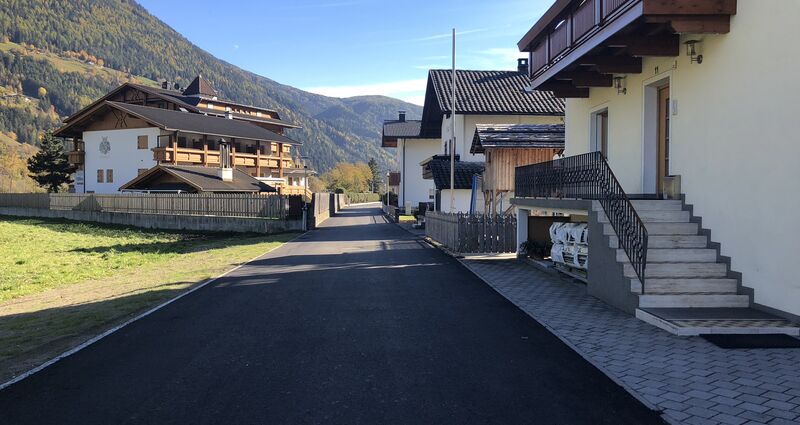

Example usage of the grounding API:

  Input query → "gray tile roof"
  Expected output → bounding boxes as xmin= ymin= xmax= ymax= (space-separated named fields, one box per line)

xmin=121 ymin=165 xmax=276 ymax=193
xmin=106 ymin=102 xmax=301 ymax=145
xmin=383 ymin=120 xmax=423 ymax=138
xmin=427 ymin=158 xmax=485 ymax=190
xmin=470 ymin=124 xmax=565 ymax=154
xmin=427 ymin=70 xmax=565 ymax=115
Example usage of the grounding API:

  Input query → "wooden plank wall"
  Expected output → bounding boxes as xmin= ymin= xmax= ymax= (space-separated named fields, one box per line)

xmin=484 ymin=148 xmax=560 ymax=192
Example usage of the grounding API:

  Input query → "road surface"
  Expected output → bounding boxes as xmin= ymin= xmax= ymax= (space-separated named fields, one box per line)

xmin=0 ymin=205 xmax=663 ymax=424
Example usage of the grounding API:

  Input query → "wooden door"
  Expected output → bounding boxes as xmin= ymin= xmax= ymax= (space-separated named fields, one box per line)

xmin=657 ymin=85 xmax=670 ymax=193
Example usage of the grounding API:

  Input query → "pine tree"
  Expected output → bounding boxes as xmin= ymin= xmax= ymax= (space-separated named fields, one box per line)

xmin=367 ymin=158 xmax=382 ymax=193
xmin=27 ymin=131 xmax=75 ymax=193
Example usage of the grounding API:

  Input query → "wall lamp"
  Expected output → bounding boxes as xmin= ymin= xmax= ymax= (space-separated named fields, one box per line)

xmin=613 ymin=76 xmax=627 ymax=95
xmin=685 ymin=40 xmax=703 ymax=64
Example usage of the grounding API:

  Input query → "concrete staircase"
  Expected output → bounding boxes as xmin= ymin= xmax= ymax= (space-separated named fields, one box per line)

xmin=596 ymin=200 xmax=799 ymax=336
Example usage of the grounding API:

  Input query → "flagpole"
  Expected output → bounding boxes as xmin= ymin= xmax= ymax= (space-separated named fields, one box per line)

xmin=449 ymin=28 xmax=456 ymax=213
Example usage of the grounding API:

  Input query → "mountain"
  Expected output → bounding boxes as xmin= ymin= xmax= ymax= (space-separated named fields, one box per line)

xmin=0 ymin=0 xmax=422 ymax=177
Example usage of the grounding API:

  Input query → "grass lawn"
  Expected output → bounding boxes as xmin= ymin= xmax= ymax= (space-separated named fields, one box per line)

xmin=0 ymin=216 xmax=297 ymax=382
xmin=398 ymin=215 xmax=417 ymax=223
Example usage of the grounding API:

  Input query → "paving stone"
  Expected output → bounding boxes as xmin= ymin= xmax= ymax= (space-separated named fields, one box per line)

xmin=768 ymin=418 xmax=800 ymax=425
xmin=461 ymin=260 xmax=800 ymax=425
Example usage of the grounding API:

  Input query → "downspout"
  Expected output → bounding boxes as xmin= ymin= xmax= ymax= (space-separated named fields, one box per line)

xmin=402 ymin=139 xmax=405 ymax=207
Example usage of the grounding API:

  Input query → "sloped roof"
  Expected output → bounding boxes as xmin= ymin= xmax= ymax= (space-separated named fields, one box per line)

xmin=183 ymin=75 xmax=218 ymax=97
xmin=427 ymin=158 xmax=485 ymax=190
xmin=120 ymin=165 xmax=276 ymax=193
xmin=109 ymin=102 xmax=301 ymax=144
xmin=426 ymin=70 xmax=565 ymax=115
xmin=470 ymin=124 xmax=565 ymax=154
xmin=383 ymin=120 xmax=423 ymax=138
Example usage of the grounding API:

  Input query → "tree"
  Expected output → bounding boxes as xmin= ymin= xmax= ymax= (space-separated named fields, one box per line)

xmin=321 ymin=161 xmax=372 ymax=192
xmin=37 ymin=86 xmax=47 ymax=98
xmin=27 ymin=132 xmax=74 ymax=192
xmin=367 ymin=158 xmax=382 ymax=193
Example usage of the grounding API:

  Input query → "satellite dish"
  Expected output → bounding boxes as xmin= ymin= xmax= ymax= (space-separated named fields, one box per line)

xmin=173 ymin=82 xmax=181 ymax=90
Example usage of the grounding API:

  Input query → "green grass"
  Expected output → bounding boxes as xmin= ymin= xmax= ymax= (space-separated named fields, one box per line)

xmin=0 ymin=216 xmax=291 ymax=302
xmin=0 ymin=216 xmax=297 ymax=380
xmin=398 ymin=215 xmax=417 ymax=223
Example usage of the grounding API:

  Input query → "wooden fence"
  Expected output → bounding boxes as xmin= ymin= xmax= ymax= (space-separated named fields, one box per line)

xmin=426 ymin=212 xmax=517 ymax=254
xmin=0 ymin=193 xmax=294 ymax=219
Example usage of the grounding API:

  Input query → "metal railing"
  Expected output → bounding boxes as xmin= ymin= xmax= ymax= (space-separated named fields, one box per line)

xmin=515 ymin=151 xmax=648 ymax=291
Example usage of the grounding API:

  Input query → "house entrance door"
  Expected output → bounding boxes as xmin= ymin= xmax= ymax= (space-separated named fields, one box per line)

xmin=656 ymin=85 xmax=670 ymax=194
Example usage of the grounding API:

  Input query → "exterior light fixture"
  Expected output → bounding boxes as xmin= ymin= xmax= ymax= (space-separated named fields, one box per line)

xmin=685 ymin=40 xmax=703 ymax=64
xmin=613 ymin=76 xmax=627 ymax=95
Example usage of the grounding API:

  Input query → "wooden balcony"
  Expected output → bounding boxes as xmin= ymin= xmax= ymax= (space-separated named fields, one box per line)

xmin=67 ymin=150 xmax=84 ymax=166
xmin=518 ymin=0 xmax=737 ymax=97
xmin=153 ymin=145 xmax=293 ymax=174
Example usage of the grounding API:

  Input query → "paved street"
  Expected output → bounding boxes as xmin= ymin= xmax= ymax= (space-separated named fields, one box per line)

xmin=0 ymin=205 xmax=662 ymax=424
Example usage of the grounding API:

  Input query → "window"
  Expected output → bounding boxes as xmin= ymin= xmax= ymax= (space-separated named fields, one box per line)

xmin=591 ymin=108 xmax=609 ymax=159
xmin=138 ymin=168 xmax=148 ymax=175
xmin=106 ymin=169 xmax=114 ymax=183
xmin=137 ymin=135 xmax=149 ymax=149
xmin=97 ymin=169 xmax=104 ymax=183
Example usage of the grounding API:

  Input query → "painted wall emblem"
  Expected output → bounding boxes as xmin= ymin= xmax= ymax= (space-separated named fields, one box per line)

xmin=99 ymin=137 xmax=111 ymax=155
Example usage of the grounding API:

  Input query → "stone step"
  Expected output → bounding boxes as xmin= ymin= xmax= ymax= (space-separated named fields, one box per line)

xmin=624 ymin=262 xmax=728 ymax=278
xmin=638 ymin=294 xmax=750 ymax=308
xmin=630 ymin=278 xmax=739 ymax=294
xmin=629 ymin=200 xmax=684 ymax=211
xmin=635 ymin=309 xmax=800 ymax=336
xmin=598 ymin=210 xmax=690 ymax=223
xmin=604 ymin=222 xmax=698 ymax=236
xmin=609 ymin=235 xmax=708 ymax=249
xmin=618 ymin=248 xmax=717 ymax=263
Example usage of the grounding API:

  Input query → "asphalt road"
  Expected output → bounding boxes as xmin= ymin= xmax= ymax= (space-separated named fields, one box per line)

xmin=0 ymin=205 xmax=663 ymax=424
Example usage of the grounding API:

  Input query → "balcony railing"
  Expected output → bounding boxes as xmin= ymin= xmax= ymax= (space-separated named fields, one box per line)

xmin=153 ymin=145 xmax=293 ymax=170
xmin=67 ymin=150 xmax=85 ymax=165
xmin=515 ymin=151 xmax=648 ymax=292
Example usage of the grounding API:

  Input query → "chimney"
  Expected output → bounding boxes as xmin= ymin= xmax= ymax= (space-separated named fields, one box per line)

xmin=217 ymin=139 xmax=234 ymax=182
xmin=398 ymin=111 xmax=406 ymax=122
xmin=517 ymin=58 xmax=529 ymax=74
xmin=161 ymin=80 xmax=170 ymax=90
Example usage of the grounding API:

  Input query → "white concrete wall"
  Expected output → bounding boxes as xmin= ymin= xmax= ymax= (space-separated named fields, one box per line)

xmin=564 ymin=1 xmax=800 ymax=316
xmin=397 ymin=137 xmax=440 ymax=207
xmin=442 ymin=113 xmax=564 ymax=162
xmin=82 ymin=127 xmax=161 ymax=193
xmin=440 ymin=188 xmax=475 ymax=213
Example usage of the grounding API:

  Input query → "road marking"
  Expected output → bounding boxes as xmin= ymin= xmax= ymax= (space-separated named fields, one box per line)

xmin=0 ymin=231 xmax=308 ymax=392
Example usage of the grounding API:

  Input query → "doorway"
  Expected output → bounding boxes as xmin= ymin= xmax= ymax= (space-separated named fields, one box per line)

xmin=656 ymin=85 xmax=670 ymax=194
xmin=591 ymin=108 xmax=609 ymax=158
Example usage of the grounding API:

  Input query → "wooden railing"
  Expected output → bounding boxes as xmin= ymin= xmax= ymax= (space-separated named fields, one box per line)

xmin=515 ymin=151 xmax=649 ymax=292
xmin=0 ymin=193 xmax=296 ymax=219
xmin=529 ymin=0 xmax=639 ymax=75
xmin=67 ymin=150 xmax=85 ymax=165
xmin=426 ymin=212 xmax=517 ymax=254
xmin=153 ymin=145 xmax=293 ymax=170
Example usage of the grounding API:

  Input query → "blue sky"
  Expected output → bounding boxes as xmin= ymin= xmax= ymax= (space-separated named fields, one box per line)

xmin=137 ymin=0 xmax=552 ymax=105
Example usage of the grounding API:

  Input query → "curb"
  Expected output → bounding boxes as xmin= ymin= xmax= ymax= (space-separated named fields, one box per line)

xmin=0 ymin=231 xmax=308 ymax=392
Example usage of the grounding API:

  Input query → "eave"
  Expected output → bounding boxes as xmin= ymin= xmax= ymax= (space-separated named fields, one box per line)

xmin=519 ymin=0 xmax=737 ymax=97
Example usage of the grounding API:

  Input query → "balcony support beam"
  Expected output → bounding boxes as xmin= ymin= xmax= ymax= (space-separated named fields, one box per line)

xmin=555 ymin=71 xmax=613 ymax=87
xmin=579 ymin=55 xmax=643 ymax=74
xmin=606 ymin=34 xmax=680 ymax=56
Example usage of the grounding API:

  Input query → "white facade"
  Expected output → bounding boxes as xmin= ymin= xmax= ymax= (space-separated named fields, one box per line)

xmin=564 ymin=2 xmax=800 ymax=316
xmin=440 ymin=188 xmax=478 ymax=214
xmin=80 ymin=127 xmax=162 ymax=193
xmin=441 ymin=113 xmax=564 ymax=162
xmin=395 ymin=137 xmax=440 ymax=207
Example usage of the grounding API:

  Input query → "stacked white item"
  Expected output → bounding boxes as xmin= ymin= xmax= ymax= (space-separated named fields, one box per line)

xmin=550 ymin=222 xmax=589 ymax=270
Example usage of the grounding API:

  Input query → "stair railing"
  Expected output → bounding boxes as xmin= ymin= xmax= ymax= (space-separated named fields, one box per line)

xmin=515 ymin=151 xmax=648 ymax=293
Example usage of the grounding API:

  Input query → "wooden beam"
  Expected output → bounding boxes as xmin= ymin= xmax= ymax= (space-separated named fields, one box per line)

xmin=553 ymin=87 xmax=590 ymax=98
xmin=555 ymin=71 xmax=613 ymax=87
xmin=578 ymin=55 xmax=643 ymax=73
xmin=642 ymin=0 xmax=737 ymax=15
xmin=606 ymin=34 xmax=680 ymax=56
xmin=255 ymin=140 xmax=261 ymax=177
xmin=646 ymin=15 xmax=731 ymax=33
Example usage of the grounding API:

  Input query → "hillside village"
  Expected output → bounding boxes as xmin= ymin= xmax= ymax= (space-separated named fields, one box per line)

xmin=2 ymin=1 xmax=800 ymax=425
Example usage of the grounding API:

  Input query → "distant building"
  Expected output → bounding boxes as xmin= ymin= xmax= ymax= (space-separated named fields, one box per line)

xmin=381 ymin=112 xmax=439 ymax=210
xmin=55 ymin=76 xmax=311 ymax=196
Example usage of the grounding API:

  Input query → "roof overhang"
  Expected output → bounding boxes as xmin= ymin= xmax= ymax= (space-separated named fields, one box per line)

xmin=518 ymin=0 xmax=737 ymax=97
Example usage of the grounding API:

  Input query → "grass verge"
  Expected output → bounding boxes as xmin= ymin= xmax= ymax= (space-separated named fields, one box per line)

xmin=0 ymin=216 xmax=297 ymax=383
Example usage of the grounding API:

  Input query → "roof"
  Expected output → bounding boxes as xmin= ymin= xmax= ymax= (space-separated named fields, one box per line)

xmin=426 ymin=69 xmax=564 ymax=115
xmin=182 ymin=75 xmax=218 ymax=98
xmin=383 ymin=120 xmax=423 ymax=138
xmin=56 ymin=101 xmax=301 ymax=145
xmin=388 ymin=172 xmax=401 ymax=186
xmin=470 ymin=124 xmax=565 ymax=154
xmin=426 ymin=158 xmax=485 ymax=190
xmin=63 ymin=82 xmax=201 ymax=123
xmin=199 ymin=109 xmax=299 ymax=129
xmin=120 ymin=165 xmax=276 ymax=193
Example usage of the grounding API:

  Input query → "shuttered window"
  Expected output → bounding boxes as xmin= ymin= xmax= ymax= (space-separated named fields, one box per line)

xmin=137 ymin=135 xmax=149 ymax=149
xmin=97 ymin=169 xmax=104 ymax=183
xmin=106 ymin=169 xmax=114 ymax=183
